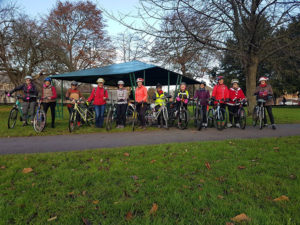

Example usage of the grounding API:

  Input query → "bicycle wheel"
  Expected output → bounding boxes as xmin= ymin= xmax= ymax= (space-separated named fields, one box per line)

xmin=69 ymin=111 xmax=78 ymax=133
xmin=33 ymin=108 xmax=46 ymax=133
xmin=106 ymin=108 xmax=113 ymax=131
xmin=259 ymin=107 xmax=264 ymax=130
xmin=216 ymin=108 xmax=226 ymax=131
xmin=178 ymin=109 xmax=188 ymax=130
xmin=207 ymin=109 xmax=214 ymax=128
xmin=131 ymin=109 xmax=137 ymax=132
xmin=197 ymin=108 xmax=203 ymax=131
xmin=163 ymin=108 xmax=169 ymax=129
xmin=8 ymin=107 xmax=18 ymax=129
xmin=252 ymin=107 xmax=258 ymax=127
xmin=239 ymin=108 xmax=246 ymax=129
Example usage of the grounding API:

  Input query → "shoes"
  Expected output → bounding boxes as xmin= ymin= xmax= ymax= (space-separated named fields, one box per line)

xmin=272 ymin=124 xmax=276 ymax=130
xmin=158 ymin=125 xmax=161 ymax=128
xmin=264 ymin=123 xmax=268 ymax=127
xmin=227 ymin=123 xmax=232 ymax=128
xmin=235 ymin=123 xmax=240 ymax=128
xmin=120 ymin=125 xmax=124 ymax=128
xmin=22 ymin=121 xmax=27 ymax=126
xmin=51 ymin=124 xmax=55 ymax=128
xmin=203 ymin=123 xmax=207 ymax=128
xmin=116 ymin=125 xmax=120 ymax=128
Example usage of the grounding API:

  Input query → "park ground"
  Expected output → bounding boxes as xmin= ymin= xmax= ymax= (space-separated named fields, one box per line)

xmin=0 ymin=136 xmax=300 ymax=224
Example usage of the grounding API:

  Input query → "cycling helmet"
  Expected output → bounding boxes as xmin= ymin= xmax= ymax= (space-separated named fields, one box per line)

xmin=199 ymin=80 xmax=206 ymax=86
xmin=136 ymin=78 xmax=144 ymax=83
xmin=117 ymin=80 xmax=124 ymax=85
xmin=180 ymin=82 xmax=187 ymax=86
xmin=259 ymin=77 xmax=268 ymax=82
xmin=44 ymin=77 xmax=52 ymax=82
xmin=97 ymin=78 xmax=105 ymax=83
xmin=217 ymin=76 xmax=224 ymax=81
xmin=156 ymin=83 xmax=162 ymax=88
xmin=71 ymin=81 xmax=78 ymax=86
xmin=24 ymin=75 xmax=33 ymax=80
xmin=231 ymin=79 xmax=239 ymax=84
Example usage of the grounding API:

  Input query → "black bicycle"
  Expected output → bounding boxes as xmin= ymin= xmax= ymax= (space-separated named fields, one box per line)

xmin=105 ymin=100 xmax=117 ymax=131
xmin=193 ymin=99 xmax=208 ymax=130
xmin=177 ymin=99 xmax=189 ymax=130
xmin=131 ymin=102 xmax=150 ymax=131
xmin=33 ymin=97 xmax=46 ymax=133
xmin=229 ymin=99 xmax=247 ymax=129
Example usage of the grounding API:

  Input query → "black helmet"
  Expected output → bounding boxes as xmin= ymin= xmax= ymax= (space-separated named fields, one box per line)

xmin=156 ymin=83 xmax=162 ymax=88
xmin=199 ymin=80 xmax=206 ymax=86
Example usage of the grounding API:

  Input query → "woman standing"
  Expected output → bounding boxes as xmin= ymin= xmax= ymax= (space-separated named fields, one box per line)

xmin=116 ymin=80 xmax=128 ymax=128
xmin=135 ymin=78 xmax=148 ymax=129
xmin=65 ymin=81 xmax=83 ymax=116
xmin=87 ymin=78 xmax=108 ymax=128
xmin=254 ymin=77 xmax=276 ymax=130
xmin=8 ymin=75 xmax=38 ymax=126
xmin=42 ymin=77 xmax=57 ymax=128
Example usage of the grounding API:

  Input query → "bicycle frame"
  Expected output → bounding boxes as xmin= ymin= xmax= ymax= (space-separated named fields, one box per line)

xmin=73 ymin=101 xmax=89 ymax=122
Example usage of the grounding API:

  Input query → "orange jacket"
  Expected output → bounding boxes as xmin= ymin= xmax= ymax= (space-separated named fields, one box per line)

xmin=135 ymin=85 xmax=148 ymax=103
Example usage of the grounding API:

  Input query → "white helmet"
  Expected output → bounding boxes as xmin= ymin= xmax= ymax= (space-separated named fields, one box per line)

xmin=259 ymin=77 xmax=268 ymax=82
xmin=118 ymin=80 xmax=124 ymax=85
xmin=136 ymin=78 xmax=144 ymax=83
xmin=97 ymin=78 xmax=105 ymax=83
xmin=24 ymin=75 xmax=33 ymax=80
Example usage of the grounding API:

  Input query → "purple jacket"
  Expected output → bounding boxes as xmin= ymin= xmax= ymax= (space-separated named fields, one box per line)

xmin=194 ymin=89 xmax=210 ymax=106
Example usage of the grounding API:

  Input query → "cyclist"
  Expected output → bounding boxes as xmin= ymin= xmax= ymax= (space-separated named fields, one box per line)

xmin=211 ymin=76 xmax=229 ymax=117
xmin=87 ymin=78 xmax=108 ymax=128
xmin=65 ymin=81 xmax=83 ymax=126
xmin=227 ymin=79 xmax=246 ymax=128
xmin=135 ymin=78 xmax=148 ymax=129
xmin=116 ymin=80 xmax=128 ymax=128
xmin=7 ymin=75 xmax=38 ymax=126
xmin=41 ymin=77 xmax=57 ymax=128
xmin=254 ymin=77 xmax=276 ymax=130
xmin=152 ymin=83 xmax=171 ymax=128
xmin=193 ymin=80 xmax=210 ymax=127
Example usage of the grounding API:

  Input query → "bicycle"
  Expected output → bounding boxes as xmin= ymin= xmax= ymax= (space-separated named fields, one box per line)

xmin=228 ymin=99 xmax=247 ymax=129
xmin=33 ymin=97 xmax=46 ymax=133
xmin=252 ymin=98 xmax=268 ymax=130
xmin=7 ymin=94 xmax=24 ymax=129
xmin=177 ymin=98 xmax=189 ymax=130
xmin=207 ymin=99 xmax=227 ymax=130
xmin=168 ymin=102 xmax=177 ymax=127
xmin=106 ymin=100 xmax=117 ymax=131
xmin=193 ymin=99 xmax=208 ymax=130
xmin=145 ymin=96 xmax=171 ymax=129
xmin=69 ymin=99 xmax=95 ymax=132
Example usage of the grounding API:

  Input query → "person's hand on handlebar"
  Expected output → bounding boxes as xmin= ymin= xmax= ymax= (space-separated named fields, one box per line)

xmin=7 ymin=93 xmax=11 ymax=97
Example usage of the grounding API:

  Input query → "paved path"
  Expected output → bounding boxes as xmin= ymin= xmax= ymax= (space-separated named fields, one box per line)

xmin=1 ymin=124 xmax=300 ymax=155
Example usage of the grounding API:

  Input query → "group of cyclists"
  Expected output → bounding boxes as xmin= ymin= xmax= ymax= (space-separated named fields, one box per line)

xmin=7 ymin=74 xmax=277 ymax=131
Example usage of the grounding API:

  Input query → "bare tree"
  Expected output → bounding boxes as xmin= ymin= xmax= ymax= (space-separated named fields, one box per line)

xmin=114 ymin=30 xmax=149 ymax=62
xmin=106 ymin=0 xmax=300 ymax=113
xmin=45 ymin=1 xmax=116 ymax=72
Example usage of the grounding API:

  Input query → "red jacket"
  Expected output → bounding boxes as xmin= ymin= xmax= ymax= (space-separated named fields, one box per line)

xmin=88 ymin=87 xmax=108 ymax=105
xmin=228 ymin=88 xmax=246 ymax=106
xmin=212 ymin=84 xmax=229 ymax=104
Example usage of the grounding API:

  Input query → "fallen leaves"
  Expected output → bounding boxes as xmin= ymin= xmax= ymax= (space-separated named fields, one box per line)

xmin=131 ymin=175 xmax=139 ymax=180
xmin=125 ymin=211 xmax=133 ymax=221
xmin=273 ymin=195 xmax=289 ymax=202
xmin=238 ymin=166 xmax=246 ymax=170
xmin=47 ymin=216 xmax=57 ymax=222
xmin=231 ymin=213 xmax=251 ymax=223
xmin=82 ymin=217 xmax=92 ymax=225
xmin=289 ymin=174 xmax=297 ymax=180
xmin=92 ymin=200 xmax=99 ymax=204
xmin=123 ymin=152 xmax=130 ymax=157
xmin=205 ymin=162 xmax=211 ymax=170
xmin=150 ymin=159 xmax=156 ymax=164
xmin=1 ymin=165 xmax=6 ymax=169
xmin=22 ymin=168 xmax=33 ymax=173
xmin=149 ymin=203 xmax=158 ymax=215
xmin=217 ymin=195 xmax=224 ymax=199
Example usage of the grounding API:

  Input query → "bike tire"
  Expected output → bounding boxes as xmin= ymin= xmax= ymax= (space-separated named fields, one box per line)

xmin=252 ymin=107 xmax=258 ymax=127
xmin=239 ymin=108 xmax=246 ymax=129
xmin=163 ymin=108 xmax=168 ymax=130
xmin=86 ymin=109 xmax=95 ymax=126
xmin=197 ymin=108 xmax=203 ymax=131
xmin=69 ymin=111 xmax=77 ymax=133
xmin=132 ymin=109 xmax=137 ymax=132
xmin=8 ymin=107 xmax=18 ymax=129
xmin=106 ymin=108 xmax=113 ymax=131
xmin=33 ymin=109 xmax=46 ymax=133
xmin=216 ymin=108 xmax=226 ymax=131
xmin=259 ymin=108 xmax=264 ymax=130
xmin=207 ymin=109 xmax=214 ymax=128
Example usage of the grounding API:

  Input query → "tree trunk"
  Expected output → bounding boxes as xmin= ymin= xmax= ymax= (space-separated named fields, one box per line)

xmin=245 ymin=55 xmax=259 ymax=115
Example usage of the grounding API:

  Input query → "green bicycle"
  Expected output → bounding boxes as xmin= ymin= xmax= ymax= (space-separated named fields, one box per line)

xmin=69 ymin=99 xmax=95 ymax=132
xmin=7 ymin=94 xmax=24 ymax=129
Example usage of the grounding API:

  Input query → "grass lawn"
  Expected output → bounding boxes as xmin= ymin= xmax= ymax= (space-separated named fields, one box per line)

xmin=0 ymin=105 xmax=299 ymax=137
xmin=0 ymin=136 xmax=300 ymax=224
